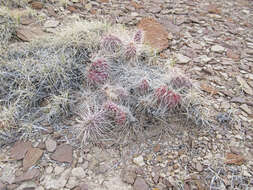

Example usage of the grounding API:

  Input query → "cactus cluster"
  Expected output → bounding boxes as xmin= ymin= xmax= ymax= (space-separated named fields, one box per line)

xmin=101 ymin=35 xmax=122 ymax=53
xmin=138 ymin=79 xmax=150 ymax=95
xmin=123 ymin=43 xmax=137 ymax=62
xmin=75 ymin=102 xmax=109 ymax=144
xmin=87 ymin=58 xmax=109 ymax=86
xmin=133 ymin=30 xmax=143 ymax=43
xmin=154 ymin=86 xmax=181 ymax=109
xmin=103 ymin=101 xmax=127 ymax=125
xmin=0 ymin=21 xmax=210 ymax=146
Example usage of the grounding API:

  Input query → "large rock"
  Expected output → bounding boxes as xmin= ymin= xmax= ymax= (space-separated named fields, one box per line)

xmin=10 ymin=141 xmax=32 ymax=160
xmin=16 ymin=26 xmax=45 ymax=42
xmin=133 ymin=177 xmax=149 ymax=190
xmin=137 ymin=18 xmax=169 ymax=52
xmin=23 ymin=148 xmax=43 ymax=170
xmin=51 ymin=144 xmax=73 ymax=163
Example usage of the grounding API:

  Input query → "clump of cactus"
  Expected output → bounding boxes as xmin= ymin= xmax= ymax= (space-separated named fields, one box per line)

xmin=138 ymin=79 xmax=150 ymax=95
xmin=87 ymin=58 xmax=109 ymax=86
xmin=101 ymin=34 xmax=123 ymax=53
xmin=154 ymin=86 xmax=181 ymax=110
xmin=123 ymin=43 xmax=137 ymax=62
xmin=133 ymin=30 xmax=143 ymax=43
xmin=103 ymin=101 xmax=127 ymax=125
xmin=74 ymin=101 xmax=111 ymax=145
xmin=0 ymin=20 xmax=212 ymax=146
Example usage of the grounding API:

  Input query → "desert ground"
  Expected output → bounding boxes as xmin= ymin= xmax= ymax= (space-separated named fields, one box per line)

xmin=0 ymin=0 xmax=252 ymax=189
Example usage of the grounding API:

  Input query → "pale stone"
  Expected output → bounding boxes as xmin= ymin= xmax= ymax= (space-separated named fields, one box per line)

xmin=0 ymin=163 xmax=15 ymax=184
xmin=78 ymin=157 xmax=83 ymax=164
xmin=45 ymin=166 xmax=53 ymax=174
xmin=240 ymin=104 xmax=252 ymax=115
xmin=199 ymin=55 xmax=212 ymax=63
xmin=245 ymin=74 xmax=253 ymax=80
xmin=54 ymin=166 xmax=65 ymax=176
xmin=66 ymin=176 xmax=79 ymax=189
xmin=16 ymin=181 xmax=37 ymax=190
xmin=71 ymin=167 xmax=86 ymax=179
xmin=104 ymin=176 xmax=132 ymax=190
xmin=236 ymin=76 xmax=253 ymax=95
xmin=41 ymin=168 xmax=71 ymax=189
xmin=82 ymin=161 xmax=89 ymax=170
xmin=211 ymin=45 xmax=225 ymax=53
xmin=133 ymin=155 xmax=145 ymax=167
xmin=44 ymin=19 xmax=60 ymax=28
xmin=131 ymin=12 xmax=139 ymax=17
xmin=85 ymin=3 xmax=92 ymax=11
xmin=195 ymin=162 xmax=203 ymax=172
xmin=176 ymin=53 xmax=191 ymax=64
xmin=216 ymin=134 xmax=222 ymax=140
xmin=45 ymin=138 xmax=57 ymax=152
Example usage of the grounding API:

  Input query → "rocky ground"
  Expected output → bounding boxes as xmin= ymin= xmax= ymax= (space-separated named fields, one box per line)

xmin=0 ymin=0 xmax=253 ymax=189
